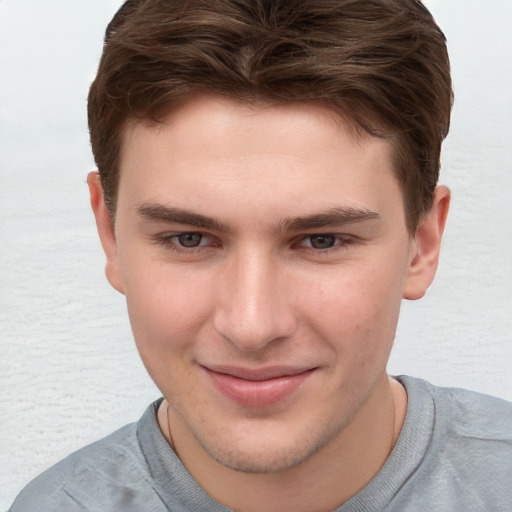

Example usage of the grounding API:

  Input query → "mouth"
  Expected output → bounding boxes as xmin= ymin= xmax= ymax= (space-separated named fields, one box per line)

xmin=202 ymin=365 xmax=317 ymax=408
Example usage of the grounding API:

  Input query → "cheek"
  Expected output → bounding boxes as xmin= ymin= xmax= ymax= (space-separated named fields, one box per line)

xmin=122 ymin=267 xmax=214 ymax=402
xmin=300 ymin=262 xmax=404 ymax=353
xmin=122 ymin=260 xmax=213 ymax=353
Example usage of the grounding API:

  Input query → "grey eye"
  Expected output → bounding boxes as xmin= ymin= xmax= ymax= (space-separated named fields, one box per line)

xmin=309 ymin=235 xmax=336 ymax=249
xmin=177 ymin=233 xmax=203 ymax=248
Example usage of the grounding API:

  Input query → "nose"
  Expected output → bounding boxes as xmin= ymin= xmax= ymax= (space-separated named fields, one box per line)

xmin=213 ymin=249 xmax=297 ymax=352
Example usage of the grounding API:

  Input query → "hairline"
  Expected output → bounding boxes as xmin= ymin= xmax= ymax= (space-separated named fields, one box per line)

xmin=107 ymin=93 xmax=416 ymax=232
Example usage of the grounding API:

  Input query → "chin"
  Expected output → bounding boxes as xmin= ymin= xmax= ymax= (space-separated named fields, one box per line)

xmin=207 ymin=445 xmax=313 ymax=474
xmin=199 ymin=420 xmax=344 ymax=475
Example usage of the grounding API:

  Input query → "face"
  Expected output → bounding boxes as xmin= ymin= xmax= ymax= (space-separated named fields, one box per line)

xmin=93 ymin=95 xmax=436 ymax=474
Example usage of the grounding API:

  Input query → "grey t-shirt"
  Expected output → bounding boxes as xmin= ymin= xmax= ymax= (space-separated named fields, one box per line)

xmin=8 ymin=376 xmax=512 ymax=511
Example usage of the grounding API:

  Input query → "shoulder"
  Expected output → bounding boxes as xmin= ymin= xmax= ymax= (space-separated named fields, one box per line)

xmin=429 ymin=380 xmax=512 ymax=442
xmin=400 ymin=375 xmax=512 ymax=439
xmin=401 ymin=375 xmax=512 ymax=452
xmin=8 ymin=419 xmax=153 ymax=512
xmin=396 ymin=376 xmax=512 ymax=511
xmin=431 ymin=383 xmax=512 ymax=483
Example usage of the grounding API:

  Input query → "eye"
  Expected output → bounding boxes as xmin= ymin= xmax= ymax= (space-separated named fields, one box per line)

xmin=175 ymin=232 xmax=204 ymax=248
xmin=154 ymin=231 xmax=217 ymax=253
xmin=307 ymin=234 xmax=337 ymax=249
xmin=299 ymin=234 xmax=341 ymax=250
xmin=294 ymin=233 xmax=358 ymax=254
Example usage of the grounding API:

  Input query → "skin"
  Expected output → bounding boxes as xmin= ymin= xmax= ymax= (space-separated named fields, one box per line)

xmin=89 ymin=95 xmax=450 ymax=511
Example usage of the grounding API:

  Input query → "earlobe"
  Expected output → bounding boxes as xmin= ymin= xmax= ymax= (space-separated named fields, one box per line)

xmin=87 ymin=171 xmax=125 ymax=294
xmin=403 ymin=186 xmax=450 ymax=300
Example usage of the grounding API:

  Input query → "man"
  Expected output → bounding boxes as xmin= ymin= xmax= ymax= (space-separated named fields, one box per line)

xmin=9 ymin=0 xmax=512 ymax=510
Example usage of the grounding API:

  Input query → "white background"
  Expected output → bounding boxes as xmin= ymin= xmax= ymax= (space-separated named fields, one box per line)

xmin=1 ymin=0 xmax=511 ymax=508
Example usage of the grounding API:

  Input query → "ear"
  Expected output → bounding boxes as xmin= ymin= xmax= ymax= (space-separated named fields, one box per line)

xmin=87 ymin=171 xmax=125 ymax=294
xmin=403 ymin=185 xmax=450 ymax=300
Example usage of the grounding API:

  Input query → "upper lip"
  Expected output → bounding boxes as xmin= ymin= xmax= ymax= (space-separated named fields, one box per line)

xmin=202 ymin=365 xmax=316 ymax=381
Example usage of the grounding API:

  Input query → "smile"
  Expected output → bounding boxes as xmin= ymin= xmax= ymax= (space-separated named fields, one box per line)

xmin=202 ymin=365 xmax=316 ymax=408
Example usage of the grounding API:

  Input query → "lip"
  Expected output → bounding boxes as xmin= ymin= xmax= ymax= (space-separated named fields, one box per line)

xmin=202 ymin=365 xmax=316 ymax=408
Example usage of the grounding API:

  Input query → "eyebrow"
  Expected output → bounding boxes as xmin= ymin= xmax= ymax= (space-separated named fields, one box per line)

xmin=281 ymin=207 xmax=380 ymax=231
xmin=137 ymin=203 xmax=380 ymax=233
xmin=137 ymin=204 xmax=233 ymax=232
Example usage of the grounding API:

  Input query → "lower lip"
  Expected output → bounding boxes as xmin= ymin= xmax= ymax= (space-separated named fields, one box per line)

xmin=204 ymin=368 xmax=315 ymax=408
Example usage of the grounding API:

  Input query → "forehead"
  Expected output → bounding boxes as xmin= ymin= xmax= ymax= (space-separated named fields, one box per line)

xmin=117 ymin=95 xmax=403 ymax=225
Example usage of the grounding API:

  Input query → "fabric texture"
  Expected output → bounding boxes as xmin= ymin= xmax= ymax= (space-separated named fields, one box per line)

xmin=8 ymin=376 xmax=512 ymax=512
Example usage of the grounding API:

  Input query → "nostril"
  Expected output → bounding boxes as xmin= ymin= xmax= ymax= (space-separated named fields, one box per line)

xmin=213 ymin=303 xmax=296 ymax=353
xmin=212 ymin=255 xmax=297 ymax=351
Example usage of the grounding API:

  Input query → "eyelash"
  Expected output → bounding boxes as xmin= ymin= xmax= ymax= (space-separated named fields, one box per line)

xmin=154 ymin=232 xmax=219 ymax=254
xmin=154 ymin=232 xmax=358 ymax=256
xmin=294 ymin=234 xmax=356 ymax=252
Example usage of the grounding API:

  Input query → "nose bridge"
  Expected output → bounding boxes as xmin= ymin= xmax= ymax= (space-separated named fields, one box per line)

xmin=214 ymin=245 xmax=295 ymax=351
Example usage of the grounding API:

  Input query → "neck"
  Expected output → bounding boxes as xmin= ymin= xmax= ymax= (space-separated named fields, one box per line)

xmin=158 ymin=375 xmax=407 ymax=512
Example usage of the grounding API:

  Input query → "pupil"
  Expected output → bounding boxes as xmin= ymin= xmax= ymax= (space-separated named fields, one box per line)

xmin=178 ymin=233 xmax=202 ymax=248
xmin=311 ymin=235 xmax=335 ymax=249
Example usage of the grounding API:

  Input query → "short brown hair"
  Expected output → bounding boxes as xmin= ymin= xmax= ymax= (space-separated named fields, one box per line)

xmin=88 ymin=0 xmax=453 ymax=232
